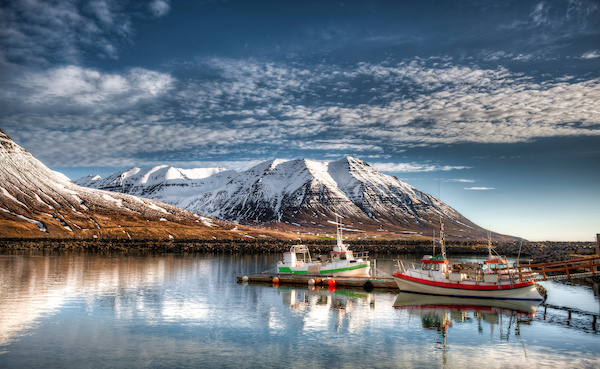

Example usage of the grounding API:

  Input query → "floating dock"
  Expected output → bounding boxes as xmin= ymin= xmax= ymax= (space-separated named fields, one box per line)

xmin=237 ymin=272 xmax=397 ymax=290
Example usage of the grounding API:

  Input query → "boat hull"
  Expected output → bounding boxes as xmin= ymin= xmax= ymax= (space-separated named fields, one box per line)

xmin=393 ymin=273 xmax=544 ymax=301
xmin=278 ymin=262 xmax=370 ymax=277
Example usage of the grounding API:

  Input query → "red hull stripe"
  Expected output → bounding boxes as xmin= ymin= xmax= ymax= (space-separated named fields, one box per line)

xmin=393 ymin=272 xmax=534 ymax=291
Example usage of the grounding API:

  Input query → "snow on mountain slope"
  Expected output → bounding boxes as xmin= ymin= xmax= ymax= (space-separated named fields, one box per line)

xmin=178 ymin=156 xmax=494 ymax=239
xmin=76 ymin=156 xmax=512 ymax=240
xmin=0 ymin=129 xmax=245 ymax=239
xmin=74 ymin=165 xmax=236 ymax=207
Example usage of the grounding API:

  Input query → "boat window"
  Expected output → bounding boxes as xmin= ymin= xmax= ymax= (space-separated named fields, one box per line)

xmin=421 ymin=263 xmax=428 ymax=270
xmin=431 ymin=264 xmax=439 ymax=271
xmin=340 ymin=254 xmax=347 ymax=260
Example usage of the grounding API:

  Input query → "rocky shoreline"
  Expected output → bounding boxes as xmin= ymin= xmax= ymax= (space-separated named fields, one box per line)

xmin=1 ymin=238 xmax=597 ymax=264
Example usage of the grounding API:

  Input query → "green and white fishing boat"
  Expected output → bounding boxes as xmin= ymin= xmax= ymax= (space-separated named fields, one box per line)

xmin=276 ymin=218 xmax=370 ymax=277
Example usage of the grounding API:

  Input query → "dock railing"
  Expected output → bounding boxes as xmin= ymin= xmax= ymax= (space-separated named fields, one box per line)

xmin=395 ymin=259 xmax=416 ymax=274
xmin=353 ymin=251 xmax=369 ymax=261
xmin=524 ymin=256 xmax=600 ymax=281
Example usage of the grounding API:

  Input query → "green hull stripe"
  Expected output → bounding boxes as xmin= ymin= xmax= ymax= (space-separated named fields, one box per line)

xmin=278 ymin=263 xmax=369 ymax=274
xmin=319 ymin=263 xmax=369 ymax=274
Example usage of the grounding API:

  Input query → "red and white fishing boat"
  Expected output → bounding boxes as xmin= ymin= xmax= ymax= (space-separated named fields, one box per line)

xmin=392 ymin=222 xmax=544 ymax=301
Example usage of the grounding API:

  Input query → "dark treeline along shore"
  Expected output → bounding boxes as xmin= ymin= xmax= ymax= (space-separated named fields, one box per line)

xmin=1 ymin=238 xmax=596 ymax=264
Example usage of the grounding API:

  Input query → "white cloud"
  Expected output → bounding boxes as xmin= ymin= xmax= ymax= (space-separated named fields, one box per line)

xmin=446 ymin=179 xmax=475 ymax=183
xmin=530 ymin=2 xmax=548 ymax=27
xmin=292 ymin=140 xmax=383 ymax=153
xmin=372 ymin=162 xmax=470 ymax=173
xmin=19 ymin=66 xmax=174 ymax=110
xmin=580 ymin=50 xmax=600 ymax=59
xmin=465 ymin=187 xmax=496 ymax=191
xmin=332 ymin=62 xmax=600 ymax=145
xmin=150 ymin=0 xmax=170 ymax=18
xmin=158 ymin=58 xmax=600 ymax=151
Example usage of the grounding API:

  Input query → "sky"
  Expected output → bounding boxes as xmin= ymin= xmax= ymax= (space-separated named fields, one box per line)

xmin=1 ymin=0 xmax=599 ymax=241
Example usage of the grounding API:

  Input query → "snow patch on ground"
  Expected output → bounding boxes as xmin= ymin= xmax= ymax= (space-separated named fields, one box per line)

xmin=54 ymin=214 xmax=73 ymax=232
xmin=102 ymin=194 xmax=123 ymax=208
xmin=0 ymin=207 xmax=47 ymax=232
xmin=198 ymin=216 xmax=214 ymax=227
xmin=89 ymin=217 xmax=101 ymax=229
xmin=34 ymin=194 xmax=54 ymax=209
xmin=146 ymin=203 xmax=169 ymax=214
xmin=0 ymin=187 xmax=29 ymax=208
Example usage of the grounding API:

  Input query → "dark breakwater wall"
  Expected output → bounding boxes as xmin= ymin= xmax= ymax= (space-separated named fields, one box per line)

xmin=0 ymin=238 xmax=596 ymax=263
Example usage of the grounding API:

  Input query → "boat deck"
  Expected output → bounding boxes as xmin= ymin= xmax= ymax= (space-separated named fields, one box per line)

xmin=237 ymin=273 xmax=397 ymax=290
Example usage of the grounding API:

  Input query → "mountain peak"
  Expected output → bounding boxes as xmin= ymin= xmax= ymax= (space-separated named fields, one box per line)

xmin=0 ymin=131 xmax=246 ymax=239
xmin=73 ymin=156 xmax=516 ymax=240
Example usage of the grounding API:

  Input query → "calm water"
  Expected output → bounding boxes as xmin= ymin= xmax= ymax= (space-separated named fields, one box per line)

xmin=1 ymin=251 xmax=599 ymax=369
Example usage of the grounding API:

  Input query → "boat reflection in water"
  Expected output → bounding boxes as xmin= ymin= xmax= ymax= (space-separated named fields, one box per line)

xmin=280 ymin=286 xmax=374 ymax=311
xmin=277 ymin=286 xmax=376 ymax=332
xmin=394 ymin=292 xmax=541 ymax=338
xmin=393 ymin=292 xmax=542 ymax=366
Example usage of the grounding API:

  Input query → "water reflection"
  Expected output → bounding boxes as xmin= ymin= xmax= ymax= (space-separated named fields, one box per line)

xmin=2 ymin=251 xmax=600 ymax=369
xmin=393 ymin=292 xmax=540 ymax=338
xmin=393 ymin=292 xmax=540 ymax=346
xmin=393 ymin=292 xmax=542 ymax=367
xmin=0 ymin=251 xmax=227 ymax=348
xmin=271 ymin=285 xmax=384 ymax=335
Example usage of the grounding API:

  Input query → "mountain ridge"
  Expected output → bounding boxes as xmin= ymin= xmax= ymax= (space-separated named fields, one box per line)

xmin=77 ymin=156 xmax=517 ymax=241
xmin=0 ymin=129 xmax=284 ymax=240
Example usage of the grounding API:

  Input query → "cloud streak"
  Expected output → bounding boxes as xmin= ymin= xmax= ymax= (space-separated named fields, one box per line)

xmin=3 ymin=57 xmax=600 ymax=168
xmin=373 ymin=162 xmax=470 ymax=173
xmin=15 ymin=66 xmax=174 ymax=112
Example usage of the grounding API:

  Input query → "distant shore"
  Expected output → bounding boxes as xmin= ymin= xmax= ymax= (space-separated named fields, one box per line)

xmin=1 ymin=238 xmax=596 ymax=264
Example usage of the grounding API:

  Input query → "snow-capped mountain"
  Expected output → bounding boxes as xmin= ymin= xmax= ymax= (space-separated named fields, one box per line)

xmin=75 ymin=165 xmax=236 ymax=207
xmin=80 ymin=156 xmax=509 ymax=240
xmin=182 ymin=157 xmax=492 ymax=239
xmin=0 ymin=129 xmax=251 ymax=239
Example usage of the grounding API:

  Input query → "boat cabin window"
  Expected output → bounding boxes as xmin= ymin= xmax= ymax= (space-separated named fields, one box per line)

xmin=421 ymin=262 xmax=440 ymax=271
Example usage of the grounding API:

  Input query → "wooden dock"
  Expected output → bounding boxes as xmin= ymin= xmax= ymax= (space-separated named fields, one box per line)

xmin=525 ymin=256 xmax=600 ymax=281
xmin=237 ymin=272 xmax=397 ymax=290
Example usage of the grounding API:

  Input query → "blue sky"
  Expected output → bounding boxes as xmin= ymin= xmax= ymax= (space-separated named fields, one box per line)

xmin=1 ymin=0 xmax=599 ymax=241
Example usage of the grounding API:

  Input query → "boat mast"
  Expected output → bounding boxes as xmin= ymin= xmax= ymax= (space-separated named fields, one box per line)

xmin=336 ymin=215 xmax=343 ymax=247
xmin=439 ymin=218 xmax=446 ymax=259
xmin=487 ymin=230 xmax=493 ymax=259
xmin=334 ymin=214 xmax=348 ymax=252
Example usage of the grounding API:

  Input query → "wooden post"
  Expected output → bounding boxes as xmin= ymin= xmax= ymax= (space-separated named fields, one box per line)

xmin=596 ymin=234 xmax=600 ymax=256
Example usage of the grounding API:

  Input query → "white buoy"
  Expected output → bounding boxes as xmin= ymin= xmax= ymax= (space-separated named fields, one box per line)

xmin=242 ymin=276 xmax=249 ymax=282
xmin=308 ymin=278 xmax=315 ymax=285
